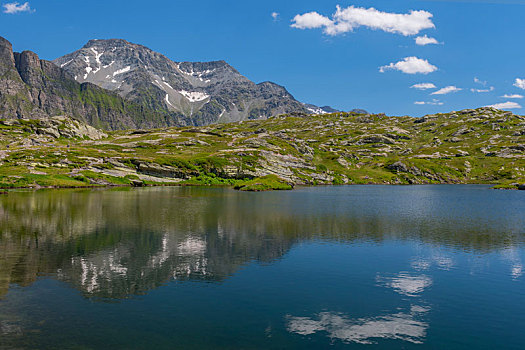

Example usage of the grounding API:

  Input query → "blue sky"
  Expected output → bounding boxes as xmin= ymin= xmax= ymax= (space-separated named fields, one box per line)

xmin=1 ymin=0 xmax=524 ymax=116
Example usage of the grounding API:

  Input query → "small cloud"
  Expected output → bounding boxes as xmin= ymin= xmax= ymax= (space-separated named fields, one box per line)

xmin=471 ymin=86 xmax=494 ymax=93
xmin=474 ymin=77 xmax=487 ymax=86
xmin=431 ymin=85 xmax=462 ymax=95
xmin=486 ymin=101 xmax=522 ymax=110
xmin=380 ymin=57 xmax=437 ymax=74
xmin=2 ymin=1 xmax=33 ymax=14
xmin=514 ymin=78 xmax=525 ymax=90
xmin=415 ymin=35 xmax=440 ymax=46
xmin=291 ymin=5 xmax=435 ymax=36
xmin=501 ymin=94 xmax=523 ymax=99
xmin=414 ymin=99 xmax=443 ymax=105
xmin=472 ymin=78 xmax=493 ymax=92
xmin=271 ymin=12 xmax=279 ymax=21
xmin=291 ymin=12 xmax=332 ymax=29
xmin=411 ymin=83 xmax=436 ymax=90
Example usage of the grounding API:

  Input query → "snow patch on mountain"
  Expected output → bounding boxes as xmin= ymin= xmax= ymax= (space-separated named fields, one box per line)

xmin=91 ymin=48 xmax=103 ymax=65
xmin=60 ymin=59 xmax=73 ymax=68
xmin=84 ymin=66 xmax=92 ymax=79
xmin=306 ymin=106 xmax=325 ymax=115
xmin=165 ymin=94 xmax=174 ymax=107
xmin=180 ymin=67 xmax=215 ymax=83
xmin=113 ymin=66 xmax=131 ymax=76
xmin=178 ymin=90 xmax=209 ymax=102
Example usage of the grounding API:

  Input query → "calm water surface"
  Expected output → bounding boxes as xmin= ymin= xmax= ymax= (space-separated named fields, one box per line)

xmin=0 ymin=185 xmax=524 ymax=349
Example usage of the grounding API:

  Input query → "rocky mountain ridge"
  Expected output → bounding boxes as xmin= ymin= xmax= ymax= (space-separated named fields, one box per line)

xmin=54 ymin=38 xmax=339 ymax=126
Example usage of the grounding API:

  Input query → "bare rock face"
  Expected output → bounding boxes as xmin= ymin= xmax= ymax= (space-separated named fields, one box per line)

xmin=0 ymin=37 xmax=28 ymax=114
xmin=14 ymin=51 xmax=43 ymax=87
xmin=0 ymin=37 xmax=15 ymax=73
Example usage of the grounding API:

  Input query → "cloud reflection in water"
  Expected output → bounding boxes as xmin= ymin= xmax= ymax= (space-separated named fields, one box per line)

xmin=286 ymin=305 xmax=429 ymax=345
xmin=411 ymin=253 xmax=455 ymax=272
xmin=376 ymin=273 xmax=433 ymax=297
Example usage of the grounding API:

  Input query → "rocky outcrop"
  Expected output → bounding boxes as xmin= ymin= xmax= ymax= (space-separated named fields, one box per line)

xmin=386 ymin=161 xmax=408 ymax=173
xmin=1 ymin=116 xmax=107 ymax=140
xmin=131 ymin=160 xmax=198 ymax=179
xmin=248 ymin=150 xmax=318 ymax=184
xmin=41 ymin=116 xmax=108 ymax=139
xmin=357 ymin=134 xmax=396 ymax=145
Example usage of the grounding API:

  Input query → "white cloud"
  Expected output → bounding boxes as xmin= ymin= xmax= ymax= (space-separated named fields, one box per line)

xmin=292 ymin=5 xmax=435 ymax=36
xmin=414 ymin=99 xmax=443 ymax=105
xmin=415 ymin=35 xmax=439 ymax=46
xmin=380 ymin=57 xmax=437 ymax=74
xmin=271 ymin=12 xmax=279 ymax=21
xmin=514 ymin=78 xmax=525 ymax=89
xmin=2 ymin=1 xmax=32 ymax=14
xmin=431 ymin=85 xmax=462 ymax=95
xmin=471 ymin=78 xmax=493 ymax=92
xmin=474 ymin=77 xmax=487 ymax=86
xmin=471 ymin=86 xmax=494 ymax=93
xmin=501 ymin=94 xmax=523 ymax=99
xmin=411 ymin=83 xmax=436 ymax=90
xmin=291 ymin=12 xmax=333 ymax=29
xmin=486 ymin=101 xmax=522 ymax=110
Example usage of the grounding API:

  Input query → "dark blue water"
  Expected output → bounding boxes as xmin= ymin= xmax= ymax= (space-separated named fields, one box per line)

xmin=0 ymin=185 xmax=524 ymax=349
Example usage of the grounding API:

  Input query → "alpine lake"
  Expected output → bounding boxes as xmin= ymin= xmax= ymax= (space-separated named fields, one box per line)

xmin=0 ymin=185 xmax=524 ymax=349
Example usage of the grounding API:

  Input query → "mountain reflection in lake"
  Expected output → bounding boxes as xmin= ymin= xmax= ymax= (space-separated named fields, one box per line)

xmin=0 ymin=185 xmax=524 ymax=349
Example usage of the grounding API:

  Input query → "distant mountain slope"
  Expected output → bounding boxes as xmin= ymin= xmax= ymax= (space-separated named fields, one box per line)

xmin=54 ymin=39 xmax=337 ymax=125
xmin=0 ymin=36 xmax=175 ymax=130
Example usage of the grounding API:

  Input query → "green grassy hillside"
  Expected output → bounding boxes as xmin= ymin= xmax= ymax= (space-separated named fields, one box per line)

xmin=0 ymin=107 xmax=523 ymax=190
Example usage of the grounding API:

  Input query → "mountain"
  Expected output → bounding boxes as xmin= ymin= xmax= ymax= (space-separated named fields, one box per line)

xmin=0 ymin=36 xmax=345 ymax=130
xmin=54 ymin=39 xmax=337 ymax=125
xmin=0 ymin=36 xmax=177 ymax=130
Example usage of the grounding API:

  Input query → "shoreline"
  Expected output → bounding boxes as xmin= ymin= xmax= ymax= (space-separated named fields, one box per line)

xmin=1 ymin=182 xmax=522 ymax=193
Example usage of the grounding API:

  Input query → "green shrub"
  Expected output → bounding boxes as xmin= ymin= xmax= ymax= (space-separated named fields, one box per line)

xmin=234 ymin=175 xmax=293 ymax=191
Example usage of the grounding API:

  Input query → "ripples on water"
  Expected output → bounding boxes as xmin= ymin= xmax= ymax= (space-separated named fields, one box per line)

xmin=0 ymin=185 xmax=524 ymax=349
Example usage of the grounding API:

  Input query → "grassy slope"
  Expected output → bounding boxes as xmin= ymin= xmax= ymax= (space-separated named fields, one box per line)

xmin=0 ymin=107 xmax=523 ymax=190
